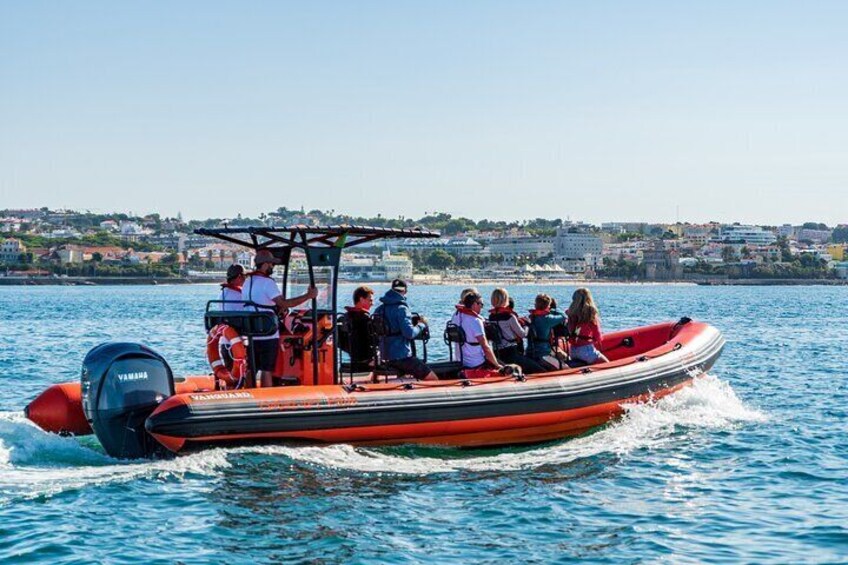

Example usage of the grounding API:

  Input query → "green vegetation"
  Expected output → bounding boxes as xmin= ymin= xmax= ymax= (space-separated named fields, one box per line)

xmin=597 ymin=258 xmax=642 ymax=279
xmin=832 ymin=226 xmax=848 ymax=244
xmin=0 ymin=231 xmax=162 ymax=252
xmin=1 ymin=262 xmax=180 ymax=277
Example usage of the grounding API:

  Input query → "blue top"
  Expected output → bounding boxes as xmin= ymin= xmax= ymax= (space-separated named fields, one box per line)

xmin=374 ymin=289 xmax=423 ymax=361
xmin=526 ymin=310 xmax=566 ymax=359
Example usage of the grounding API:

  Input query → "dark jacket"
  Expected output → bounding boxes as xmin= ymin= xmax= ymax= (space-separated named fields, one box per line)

xmin=527 ymin=309 xmax=566 ymax=359
xmin=339 ymin=307 xmax=373 ymax=367
xmin=374 ymin=289 xmax=423 ymax=361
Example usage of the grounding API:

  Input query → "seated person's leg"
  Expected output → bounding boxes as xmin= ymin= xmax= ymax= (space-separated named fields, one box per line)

xmin=512 ymin=353 xmax=547 ymax=375
xmin=571 ymin=344 xmax=607 ymax=366
xmin=388 ymin=356 xmax=438 ymax=381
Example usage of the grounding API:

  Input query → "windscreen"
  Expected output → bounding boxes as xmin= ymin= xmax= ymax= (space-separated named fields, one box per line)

xmin=286 ymin=256 xmax=333 ymax=311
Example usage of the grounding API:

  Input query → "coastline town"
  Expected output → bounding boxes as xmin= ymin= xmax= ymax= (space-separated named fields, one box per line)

xmin=1 ymin=207 xmax=847 ymax=285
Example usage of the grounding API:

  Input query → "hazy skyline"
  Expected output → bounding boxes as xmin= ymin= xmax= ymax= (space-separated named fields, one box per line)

xmin=1 ymin=2 xmax=847 ymax=225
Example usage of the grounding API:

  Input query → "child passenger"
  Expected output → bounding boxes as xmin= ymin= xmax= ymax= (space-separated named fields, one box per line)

xmin=566 ymin=288 xmax=610 ymax=365
xmin=526 ymin=293 xmax=567 ymax=370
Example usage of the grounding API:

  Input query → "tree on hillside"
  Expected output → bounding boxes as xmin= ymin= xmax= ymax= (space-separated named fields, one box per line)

xmin=802 ymin=222 xmax=829 ymax=230
xmin=426 ymin=249 xmax=455 ymax=270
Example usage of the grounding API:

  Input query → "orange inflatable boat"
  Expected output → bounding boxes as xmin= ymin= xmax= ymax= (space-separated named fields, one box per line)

xmin=24 ymin=226 xmax=724 ymax=458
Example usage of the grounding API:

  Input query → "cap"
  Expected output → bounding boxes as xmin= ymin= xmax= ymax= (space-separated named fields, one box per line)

xmin=226 ymin=264 xmax=245 ymax=281
xmin=391 ymin=279 xmax=408 ymax=291
xmin=254 ymin=249 xmax=283 ymax=266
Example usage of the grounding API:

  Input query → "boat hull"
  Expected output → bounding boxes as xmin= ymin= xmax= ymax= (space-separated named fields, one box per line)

xmin=147 ymin=321 xmax=724 ymax=452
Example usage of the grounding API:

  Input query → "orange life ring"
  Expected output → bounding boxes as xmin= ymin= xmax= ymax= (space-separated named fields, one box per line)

xmin=206 ymin=324 xmax=248 ymax=389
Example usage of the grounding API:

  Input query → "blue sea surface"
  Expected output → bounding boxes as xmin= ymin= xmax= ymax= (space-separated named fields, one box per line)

xmin=0 ymin=283 xmax=846 ymax=564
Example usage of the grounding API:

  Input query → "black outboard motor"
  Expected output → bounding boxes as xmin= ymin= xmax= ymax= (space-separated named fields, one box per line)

xmin=81 ymin=343 xmax=175 ymax=459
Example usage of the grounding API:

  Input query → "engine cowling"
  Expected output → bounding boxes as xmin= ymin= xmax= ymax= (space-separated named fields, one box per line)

xmin=81 ymin=343 xmax=175 ymax=459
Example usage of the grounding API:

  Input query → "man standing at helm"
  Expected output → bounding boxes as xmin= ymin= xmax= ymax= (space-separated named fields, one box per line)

xmin=243 ymin=249 xmax=318 ymax=388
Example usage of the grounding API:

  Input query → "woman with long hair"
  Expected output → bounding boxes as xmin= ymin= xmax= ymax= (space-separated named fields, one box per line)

xmin=566 ymin=288 xmax=610 ymax=365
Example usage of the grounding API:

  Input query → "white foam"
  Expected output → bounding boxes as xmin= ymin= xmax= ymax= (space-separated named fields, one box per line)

xmin=0 ymin=412 xmax=232 ymax=505
xmin=237 ymin=374 xmax=766 ymax=475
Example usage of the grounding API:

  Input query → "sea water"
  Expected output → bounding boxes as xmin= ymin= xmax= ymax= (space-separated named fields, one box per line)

xmin=0 ymin=284 xmax=845 ymax=564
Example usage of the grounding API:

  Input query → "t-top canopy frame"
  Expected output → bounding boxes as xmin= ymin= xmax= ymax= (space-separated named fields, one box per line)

xmin=194 ymin=225 xmax=440 ymax=251
xmin=195 ymin=224 xmax=440 ymax=386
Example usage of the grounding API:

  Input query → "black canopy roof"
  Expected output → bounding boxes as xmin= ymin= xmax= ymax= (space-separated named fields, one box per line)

xmin=195 ymin=224 xmax=440 ymax=250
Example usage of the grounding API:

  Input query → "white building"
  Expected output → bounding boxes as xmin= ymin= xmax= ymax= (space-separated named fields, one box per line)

xmin=555 ymin=229 xmax=603 ymax=261
xmin=120 ymin=221 xmax=153 ymax=242
xmin=777 ymin=224 xmax=796 ymax=238
xmin=380 ymin=251 xmax=413 ymax=280
xmin=719 ymin=225 xmax=777 ymax=246
xmin=338 ymin=251 xmax=413 ymax=281
xmin=384 ymin=237 xmax=485 ymax=257
xmin=600 ymin=223 xmax=625 ymax=234
xmin=0 ymin=217 xmax=23 ymax=232
xmin=682 ymin=225 xmax=714 ymax=246
xmin=797 ymin=228 xmax=832 ymax=243
xmin=46 ymin=228 xmax=82 ymax=239
xmin=0 ymin=238 xmax=26 ymax=264
xmin=486 ymin=236 xmax=554 ymax=259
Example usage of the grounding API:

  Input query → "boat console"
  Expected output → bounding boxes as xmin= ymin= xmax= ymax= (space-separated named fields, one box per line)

xmin=195 ymin=225 xmax=442 ymax=390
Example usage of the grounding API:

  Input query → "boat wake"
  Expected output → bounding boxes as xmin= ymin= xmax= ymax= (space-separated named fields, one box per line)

xmin=0 ymin=412 xmax=232 ymax=505
xmin=0 ymin=375 xmax=765 ymax=502
xmin=239 ymin=374 xmax=766 ymax=475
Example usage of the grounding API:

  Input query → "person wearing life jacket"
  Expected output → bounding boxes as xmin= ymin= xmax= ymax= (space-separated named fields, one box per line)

xmin=453 ymin=291 xmax=503 ymax=372
xmin=243 ymin=249 xmax=318 ymax=388
xmin=219 ymin=264 xmax=246 ymax=311
xmin=507 ymin=296 xmax=525 ymax=354
xmin=566 ymin=288 xmax=610 ymax=365
xmin=340 ymin=285 xmax=375 ymax=372
xmin=526 ymin=293 xmax=567 ymax=370
xmin=488 ymin=288 xmax=545 ymax=374
xmin=374 ymin=279 xmax=438 ymax=381
xmin=448 ymin=287 xmax=479 ymax=359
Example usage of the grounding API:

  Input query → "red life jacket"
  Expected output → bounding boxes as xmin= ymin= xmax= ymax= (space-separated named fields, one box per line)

xmin=567 ymin=314 xmax=601 ymax=346
xmin=345 ymin=305 xmax=371 ymax=315
xmin=488 ymin=306 xmax=514 ymax=316
xmin=455 ymin=305 xmax=481 ymax=318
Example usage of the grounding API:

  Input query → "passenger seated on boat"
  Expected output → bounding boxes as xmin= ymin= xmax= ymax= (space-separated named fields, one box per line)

xmin=566 ymin=288 xmax=610 ymax=365
xmin=219 ymin=264 xmax=246 ymax=312
xmin=507 ymin=297 xmax=526 ymax=354
xmin=374 ymin=279 xmax=438 ymax=381
xmin=453 ymin=291 xmax=503 ymax=371
xmin=338 ymin=285 xmax=375 ymax=372
xmin=449 ymin=288 xmax=479 ymax=359
xmin=488 ymin=288 xmax=545 ymax=375
xmin=243 ymin=250 xmax=318 ymax=388
xmin=526 ymin=293 xmax=567 ymax=371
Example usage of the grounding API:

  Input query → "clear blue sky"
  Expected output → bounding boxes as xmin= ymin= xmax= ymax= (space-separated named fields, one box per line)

xmin=1 ymin=1 xmax=846 ymax=225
